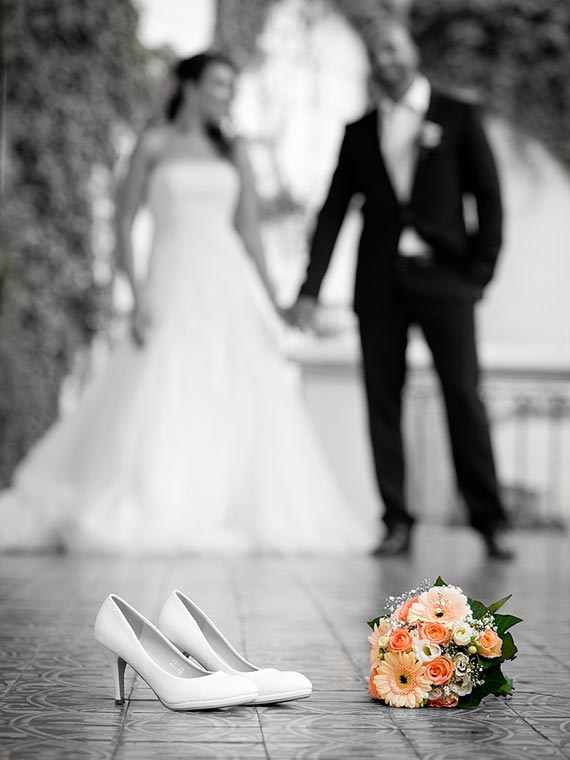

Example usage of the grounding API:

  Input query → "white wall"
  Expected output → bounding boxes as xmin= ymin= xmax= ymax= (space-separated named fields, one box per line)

xmin=135 ymin=0 xmax=215 ymax=55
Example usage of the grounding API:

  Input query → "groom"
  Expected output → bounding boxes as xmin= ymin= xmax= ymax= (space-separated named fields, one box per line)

xmin=288 ymin=20 xmax=513 ymax=560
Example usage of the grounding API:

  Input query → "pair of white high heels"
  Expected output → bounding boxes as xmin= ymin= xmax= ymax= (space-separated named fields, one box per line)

xmin=94 ymin=590 xmax=312 ymax=711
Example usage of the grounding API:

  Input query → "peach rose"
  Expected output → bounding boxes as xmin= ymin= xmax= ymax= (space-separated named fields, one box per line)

xmin=418 ymin=621 xmax=451 ymax=646
xmin=368 ymin=671 xmax=381 ymax=699
xmin=428 ymin=695 xmax=459 ymax=708
xmin=477 ymin=629 xmax=502 ymax=658
xmin=394 ymin=596 xmax=419 ymax=623
xmin=423 ymin=655 xmax=454 ymax=685
xmin=388 ymin=628 xmax=413 ymax=653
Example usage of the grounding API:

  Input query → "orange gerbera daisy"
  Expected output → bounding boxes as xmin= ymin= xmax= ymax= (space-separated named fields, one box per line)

xmin=373 ymin=652 xmax=431 ymax=708
xmin=368 ymin=671 xmax=381 ymax=699
xmin=408 ymin=586 xmax=470 ymax=627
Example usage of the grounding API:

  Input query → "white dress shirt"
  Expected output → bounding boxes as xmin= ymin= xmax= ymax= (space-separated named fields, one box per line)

xmin=379 ymin=75 xmax=432 ymax=256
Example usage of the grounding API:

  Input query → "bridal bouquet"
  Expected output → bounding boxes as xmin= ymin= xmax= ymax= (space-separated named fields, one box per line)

xmin=367 ymin=577 xmax=521 ymax=708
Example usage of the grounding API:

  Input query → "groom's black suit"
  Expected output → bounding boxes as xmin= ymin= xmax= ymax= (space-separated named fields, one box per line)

xmin=299 ymin=87 xmax=509 ymax=535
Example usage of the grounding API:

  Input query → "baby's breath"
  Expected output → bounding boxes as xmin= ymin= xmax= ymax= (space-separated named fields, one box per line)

xmin=384 ymin=578 xmax=432 ymax=614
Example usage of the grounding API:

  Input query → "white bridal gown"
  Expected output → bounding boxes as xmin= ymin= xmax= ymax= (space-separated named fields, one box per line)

xmin=0 ymin=158 xmax=373 ymax=554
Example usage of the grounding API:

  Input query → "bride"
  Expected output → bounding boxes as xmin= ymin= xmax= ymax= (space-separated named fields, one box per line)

xmin=0 ymin=52 xmax=374 ymax=554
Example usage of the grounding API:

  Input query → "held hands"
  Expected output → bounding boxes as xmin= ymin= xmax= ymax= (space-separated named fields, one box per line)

xmin=131 ymin=289 xmax=153 ymax=348
xmin=283 ymin=295 xmax=318 ymax=332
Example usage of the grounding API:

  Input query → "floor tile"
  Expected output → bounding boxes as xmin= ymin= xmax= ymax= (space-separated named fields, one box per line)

xmin=1 ymin=527 xmax=569 ymax=759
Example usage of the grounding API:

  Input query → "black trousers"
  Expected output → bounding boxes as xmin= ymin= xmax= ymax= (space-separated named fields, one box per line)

xmin=358 ymin=274 xmax=508 ymax=535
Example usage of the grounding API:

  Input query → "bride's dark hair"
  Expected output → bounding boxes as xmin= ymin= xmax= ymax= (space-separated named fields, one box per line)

xmin=166 ymin=52 xmax=236 ymax=158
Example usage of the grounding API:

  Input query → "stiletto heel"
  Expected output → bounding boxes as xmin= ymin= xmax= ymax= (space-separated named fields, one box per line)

xmin=98 ymin=644 xmax=127 ymax=704
xmin=158 ymin=590 xmax=312 ymax=704
xmin=94 ymin=595 xmax=258 ymax=711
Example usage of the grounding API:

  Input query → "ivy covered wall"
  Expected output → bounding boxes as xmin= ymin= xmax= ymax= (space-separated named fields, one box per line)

xmin=0 ymin=1 xmax=150 ymax=484
xmin=411 ymin=0 xmax=570 ymax=167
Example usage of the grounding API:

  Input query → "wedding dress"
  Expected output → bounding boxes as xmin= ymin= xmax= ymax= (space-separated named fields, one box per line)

xmin=0 ymin=158 xmax=373 ymax=553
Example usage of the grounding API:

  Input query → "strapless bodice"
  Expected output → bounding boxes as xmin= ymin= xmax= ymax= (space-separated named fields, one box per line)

xmin=143 ymin=158 xmax=247 ymax=314
xmin=148 ymin=159 xmax=240 ymax=236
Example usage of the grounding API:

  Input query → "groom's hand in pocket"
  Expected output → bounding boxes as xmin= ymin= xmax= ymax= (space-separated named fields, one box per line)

xmin=284 ymin=295 xmax=318 ymax=331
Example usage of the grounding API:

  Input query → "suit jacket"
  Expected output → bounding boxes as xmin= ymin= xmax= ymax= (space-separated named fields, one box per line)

xmin=299 ymin=87 xmax=503 ymax=314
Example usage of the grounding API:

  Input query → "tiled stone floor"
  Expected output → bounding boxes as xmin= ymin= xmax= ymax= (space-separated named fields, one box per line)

xmin=1 ymin=525 xmax=569 ymax=759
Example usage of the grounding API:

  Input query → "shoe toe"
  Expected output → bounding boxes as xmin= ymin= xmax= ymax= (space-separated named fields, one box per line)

xmin=205 ymin=672 xmax=258 ymax=705
xmin=227 ymin=674 xmax=259 ymax=700
xmin=252 ymin=668 xmax=312 ymax=703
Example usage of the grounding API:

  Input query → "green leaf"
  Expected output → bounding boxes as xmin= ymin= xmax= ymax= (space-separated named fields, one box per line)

xmin=434 ymin=576 xmax=447 ymax=587
xmin=456 ymin=688 xmax=487 ymax=708
xmin=497 ymin=675 xmax=514 ymax=695
xmin=367 ymin=617 xmax=381 ymax=630
xmin=498 ymin=631 xmax=518 ymax=661
xmin=467 ymin=597 xmax=488 ymax=619
xmin=478 ymin=655 xmax=498 ymax=670
xmin=487 ymin=594 xmax=512 ymax=614
xmin=494 ymin=613 xmax=523 ymax=636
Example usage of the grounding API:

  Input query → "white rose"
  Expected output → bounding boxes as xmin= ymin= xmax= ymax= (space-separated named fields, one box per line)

xmin=453 ymin=652 xmax=470 ymax=676
xmin=429 ymin=686 xmax=444 ymax=700
xmin=452 ymin=622 xmax=473 ymax=646
xmin=418 ymin=121 xmax=443 ymax=149
xmin=414 ymin=639 xmax=442 ymax=662
xmin=451 ymin=676 xmax=474 ymax=697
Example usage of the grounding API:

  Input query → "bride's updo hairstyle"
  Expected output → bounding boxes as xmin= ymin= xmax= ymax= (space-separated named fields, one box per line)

xmin=166 ymin=52 xmax=236 ymax=158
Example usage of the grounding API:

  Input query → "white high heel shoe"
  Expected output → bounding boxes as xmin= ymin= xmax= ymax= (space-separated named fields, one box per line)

xmin=94 ymin=594 xmax=258 ymax=710
xmin=158 ymin=590 xmax=312 ymax=705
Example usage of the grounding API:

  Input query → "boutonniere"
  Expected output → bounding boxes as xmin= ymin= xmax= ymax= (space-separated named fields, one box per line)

xmin=417 ymin=121 xmax=444 ymax=151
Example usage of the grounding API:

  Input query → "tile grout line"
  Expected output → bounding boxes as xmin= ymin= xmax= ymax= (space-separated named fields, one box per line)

xmin=284 ymin=558 xmax=369 ymax=683
xmin=111 ymin=558 xmax=175 ymax=758
xmin=3 ymin=559 xmax=115 ymax=700
xmin=225 ymin=556 xmax=270 ymax=760
xmin=503 ymin=699 xmax=569 ymax=758
xmin=285 ymin=557 xmax=425 ymax=760
xmin=95 ymin=558 xmax=138 ymax=760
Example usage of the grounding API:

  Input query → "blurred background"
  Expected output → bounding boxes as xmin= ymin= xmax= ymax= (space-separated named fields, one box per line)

xmin=1 ymin=0 xmax=569 ymax=532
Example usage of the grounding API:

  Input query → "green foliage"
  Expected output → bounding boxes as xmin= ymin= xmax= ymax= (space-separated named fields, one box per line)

xmin=460 ymin=589 xmax=521 ymax=707
xmin=487 ymin=594 xmax=512 ymax=615
xmin=215 ymin=0 xmax=275 ymax=66
xmin=494 ymin=613 xmax=524 ymax=636
xmin=458 ymin=663 xmax=513 ymax=708
xmin=215 ymin=0 xmax=405 ymax=66
xmin=411 ymin=0 xmax=570 ymax=166
xmin=0 ymin=0 xmax=150 ymax=484
xmin=466 ymin=597 xmax=489 ymax=620
xmin=496 ymin=631 xmax=517 ymax=661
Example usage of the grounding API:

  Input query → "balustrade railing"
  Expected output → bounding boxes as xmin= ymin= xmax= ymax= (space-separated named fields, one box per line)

xmin=401 ymin=366 xmax=569 ymax=528
xmin=299 ymin=340 xmax=570 ymax=530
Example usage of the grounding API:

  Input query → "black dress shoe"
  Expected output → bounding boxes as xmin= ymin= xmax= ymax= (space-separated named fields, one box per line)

xmin=371 ymin=525 xmax=412 ymax=557
xmin=482 ymin=532 xmax=515 ymax=561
